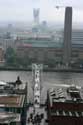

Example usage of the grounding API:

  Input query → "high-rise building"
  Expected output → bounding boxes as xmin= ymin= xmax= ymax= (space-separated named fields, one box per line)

xmin=63 ymin=7 xmax=72 ymax=65
xmin=33 ymin=8 xmax=40 ymax=26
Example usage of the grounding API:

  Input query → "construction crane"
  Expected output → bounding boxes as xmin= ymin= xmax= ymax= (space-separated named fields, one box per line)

xmin=55 ymin=6 xmax=62 ymax=9
xmin=55 ymin=5 xmax=72 ymax=9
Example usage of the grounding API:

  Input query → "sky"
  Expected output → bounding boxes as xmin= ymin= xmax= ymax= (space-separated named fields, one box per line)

xmin=0 ymin=0 xmax=83 ymax=24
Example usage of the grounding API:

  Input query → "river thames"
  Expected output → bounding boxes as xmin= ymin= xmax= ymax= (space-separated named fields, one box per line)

xmin=0 ymin=71 xmax=83 ymax=103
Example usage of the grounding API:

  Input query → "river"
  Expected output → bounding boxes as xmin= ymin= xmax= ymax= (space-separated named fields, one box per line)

xmin=0 ymin=71 xmax=83 ymax=103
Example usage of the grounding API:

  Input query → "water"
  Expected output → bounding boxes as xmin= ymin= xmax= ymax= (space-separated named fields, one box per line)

xmin=0 ymin=71 xmax=83 ymax=103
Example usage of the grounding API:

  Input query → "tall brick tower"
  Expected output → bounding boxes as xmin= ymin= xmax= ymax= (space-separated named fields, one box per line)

xmin=63 ymin=7 xmax=72 ymax=66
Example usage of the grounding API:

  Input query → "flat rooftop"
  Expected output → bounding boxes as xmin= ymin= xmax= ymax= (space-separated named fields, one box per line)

xmin=0 ymin=81 xmax=27 ymax=95
xmin=0 ymin=94 xmax=25 ymax=108
xmin=48 ymin=85 xmax=83 ymax=107
xmin=0 ymin=112 xmax=20 ymax=124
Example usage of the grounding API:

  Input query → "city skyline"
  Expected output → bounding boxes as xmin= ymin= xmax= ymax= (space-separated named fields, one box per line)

xmin=0 ymin=0 xmax=83 ymax=24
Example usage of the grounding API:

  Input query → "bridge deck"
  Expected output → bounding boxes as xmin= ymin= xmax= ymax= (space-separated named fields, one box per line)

xmin=27 ymin=106 xmax=47 ymax=125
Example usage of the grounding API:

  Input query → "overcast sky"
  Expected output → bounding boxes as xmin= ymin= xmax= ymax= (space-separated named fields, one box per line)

xmin=0 ymin=0 xmax=83 ymax=24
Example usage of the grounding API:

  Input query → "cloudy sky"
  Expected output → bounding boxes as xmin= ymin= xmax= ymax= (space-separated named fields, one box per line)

xmin=0 ymin=0 xmax=83 ymax=24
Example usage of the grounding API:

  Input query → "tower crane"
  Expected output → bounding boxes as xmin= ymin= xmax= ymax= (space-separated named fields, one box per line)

xmin=55 ymin=5 xmax=72 ymax=9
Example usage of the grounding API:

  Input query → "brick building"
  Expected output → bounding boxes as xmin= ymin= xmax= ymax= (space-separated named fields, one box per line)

xmin=15 ymin=30 xmax=83 ymax=65
xmin=47 ymin=85 xmax=83 ymax=125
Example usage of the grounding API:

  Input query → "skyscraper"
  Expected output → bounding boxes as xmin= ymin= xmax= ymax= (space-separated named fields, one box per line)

xmin=63 ymin=7 xmax=72 ymax=66
xmin=33 ymin=8 xmax=40 ymax=26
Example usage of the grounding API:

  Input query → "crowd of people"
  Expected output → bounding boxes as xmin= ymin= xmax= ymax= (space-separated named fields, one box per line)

xmin=27 ymin=110 xmax=44 ymax=125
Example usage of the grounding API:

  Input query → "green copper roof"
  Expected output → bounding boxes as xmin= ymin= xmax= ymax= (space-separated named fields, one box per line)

xmin=20 ymin=39 xmax=63 ymax=48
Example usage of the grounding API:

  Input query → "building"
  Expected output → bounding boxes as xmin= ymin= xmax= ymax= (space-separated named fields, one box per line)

xmin=14 ymin=29 xmax=83 ymax=67
xmin=33 ymin=8 xmax=40 ymax=24
xmin=47 ymin=85 xmax=83 ymax=125
xmin=63 ymin=7 xmax=72 ymax=65
xmin=15 ymin=38 xmax=61 ymax=64
xmin=0 ymin=37 xmax=15 ymax=51
xmin=0 ymin=79 xmax=28 ymax=125
xmin=33 ymin=8 xmax=40 ymax=30
xmin=72 ymin=30 xmax=83 ymax=44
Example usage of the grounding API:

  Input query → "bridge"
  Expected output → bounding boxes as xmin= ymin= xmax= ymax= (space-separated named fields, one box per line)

xmin=26 ymin=64 xmax=47 ymax=125
xmin=32 ymin=63 xmax=43 ymax=108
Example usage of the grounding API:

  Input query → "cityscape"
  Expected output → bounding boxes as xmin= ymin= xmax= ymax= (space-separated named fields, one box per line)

xmin=0 ymin=7 xmax=83 ymax=70
xmin=0 ymin=0 xmax=83 ymax=125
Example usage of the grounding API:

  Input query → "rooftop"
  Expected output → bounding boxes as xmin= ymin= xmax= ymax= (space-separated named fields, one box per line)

xmin=15 ymin=29 xmax=83 ymax=48
xmin=0 ymin=112 xmax=20 ymax=124
xmin=0 ymin=94 xmax=25 ymax=108
xmin=48 ymin=84 xmax=83 ymax=107
xmin=16 ymin=38 xmax=63 ymax=48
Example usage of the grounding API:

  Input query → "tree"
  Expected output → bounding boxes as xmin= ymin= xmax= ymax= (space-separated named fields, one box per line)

xmin=5 ymin=47 xmax=17 ymax=66
xmin=47 ymin=59 xmax=56 ymax=68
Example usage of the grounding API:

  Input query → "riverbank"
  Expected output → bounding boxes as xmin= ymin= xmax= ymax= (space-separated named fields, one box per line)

xmin=0 ymin=66 xmax=83 ymax=73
